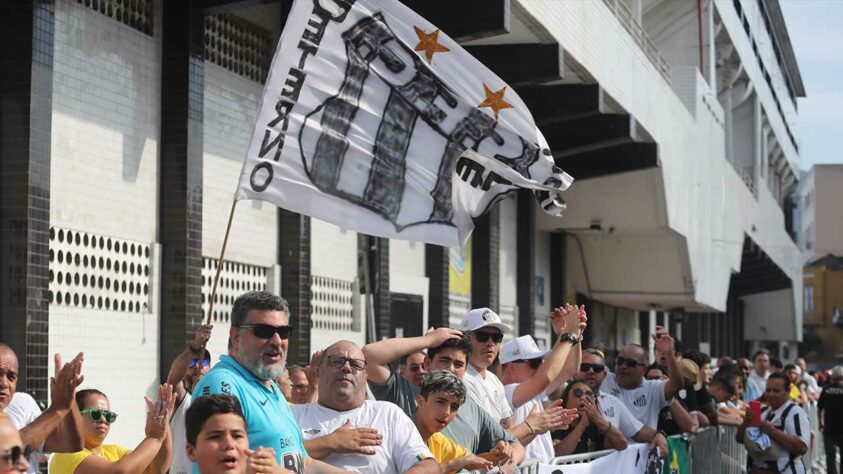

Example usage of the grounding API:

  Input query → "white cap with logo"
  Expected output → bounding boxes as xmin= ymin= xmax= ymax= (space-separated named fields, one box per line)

xmin=461 ymin=307 xmax=512 ymax=333
xmin=500 ymin=335 xmax=549 ymax=365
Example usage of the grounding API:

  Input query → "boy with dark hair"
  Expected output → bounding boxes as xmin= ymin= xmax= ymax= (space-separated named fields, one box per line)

xmin=185 ymin=394 xmax=287 ymax=474
xmin=411 ymin=371 xmax=492 ymax=473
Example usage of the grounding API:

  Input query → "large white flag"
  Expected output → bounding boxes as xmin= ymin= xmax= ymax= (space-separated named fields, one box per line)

xmin=235 ymin=0 xmax=573 ymax=247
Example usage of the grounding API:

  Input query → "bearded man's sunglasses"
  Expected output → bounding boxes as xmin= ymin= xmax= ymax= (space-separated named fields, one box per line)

xmin=0 ymin=445 xmax=32 ymax=467
xmin=239 ymin=323 xmax=293 ymax=340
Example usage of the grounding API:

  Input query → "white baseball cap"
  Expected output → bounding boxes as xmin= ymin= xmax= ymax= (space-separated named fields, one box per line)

xmin=461 ymin=307 xmax=512 ymax=333
xmin=500 ymin=335 xmax=549 ymax=365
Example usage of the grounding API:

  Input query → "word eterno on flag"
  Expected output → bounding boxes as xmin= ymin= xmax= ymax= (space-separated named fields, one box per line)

xmin=235 ymin=0 xmax=573 ymax=247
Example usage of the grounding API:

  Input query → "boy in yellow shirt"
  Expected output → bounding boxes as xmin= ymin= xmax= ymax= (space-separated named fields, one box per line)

xmin=412 ymin=371 xmax=493 ymax=473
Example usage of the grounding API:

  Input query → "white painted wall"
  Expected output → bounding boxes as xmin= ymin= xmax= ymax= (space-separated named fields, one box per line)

xmin=519 ymin=1 xmax=801 ymax=339
xmin=389 ymin=239 xmax=429 ymax=332
xmin=742 ymin=288 xmax=797 ymax=342
xmin=498 ymin=198 xmax=518 ymax=332
xmin=49 ymin=0 xmax=162 ymax=447
xmin=203 ymin=64 xmax=277 ymax=266
xmin=534 ymin=231 xmax=551 ymax=344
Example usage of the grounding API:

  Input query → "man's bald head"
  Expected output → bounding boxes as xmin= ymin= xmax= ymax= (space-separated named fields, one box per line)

xmin=0 ymin=345 xmax=19 ymax=410
xmin=615 ymin=344 xmax=648 ymax=390
xmin=317 ymin=341 xmax=367 ymax=410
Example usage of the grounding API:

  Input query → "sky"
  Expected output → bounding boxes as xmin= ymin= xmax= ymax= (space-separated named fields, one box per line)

xmin=779 ymin=0 xmax=843 ymax=170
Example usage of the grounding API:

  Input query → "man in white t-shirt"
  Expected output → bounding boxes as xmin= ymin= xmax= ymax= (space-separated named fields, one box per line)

xmin=499 ymin=327 xmax=582 ymax=462
xmin=460 ymin=308 xmax=513 ymax=426
xmin=746 ymin=350 xmax=770 ymax=402
xmin=795 ymin=357 xmax=821 ymax=401
xmin=600 ymin=328 xmax=683 ymax=430
xmin=165 ymin=324 xmax=213 ymax=474
xmin=578 ymin=349 xmax=668 ymax=459
xmin=291 ymin=341 xmax=439 ymax=474
xmin=0 ymin=344 xmax=85 ymax=474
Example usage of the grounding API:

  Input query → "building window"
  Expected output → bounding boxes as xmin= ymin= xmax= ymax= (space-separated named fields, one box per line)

xmin=804 ymin=285 xmax=814 ymax=313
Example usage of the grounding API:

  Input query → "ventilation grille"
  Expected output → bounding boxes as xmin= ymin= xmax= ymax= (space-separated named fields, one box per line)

xmin=49 ymin=227 xmax=152 ymax=313
xmin=311 ymin=276 xmax=355 ymax=332
xmin=75 ymin=0 xmax=154 ymax=35
xmin=201 ymin=258 xmax=269 ymax=323
xmin=204 ymin=13 xmax=272 ymax=83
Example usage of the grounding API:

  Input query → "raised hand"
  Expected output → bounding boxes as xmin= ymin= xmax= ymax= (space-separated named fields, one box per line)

xmin=305 ymin=351 xmax=321 ymax=403
xmin=549 ymin=304 xmax=576 ymax=337
xmin=191 ymin=324 xmax=213 ymax=351
xmin=652 ymin=326 xmax=675 ymax=357
xmin=575 ymin=305 xmax=587 ymax=338
xmin=144 ymin=384 xmax=175 ymax=441
xmin=50 ymin=352 xmax=84 ymax=411
xmin=451 ymin=454 xmax=494 ymax=472
xmin=424 ymin=327 xmax=463 ymax=347
xmin=329 ymin=419 xmax=382 ymax=455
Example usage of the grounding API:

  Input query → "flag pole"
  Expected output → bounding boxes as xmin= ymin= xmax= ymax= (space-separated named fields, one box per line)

xmin=206 ymin=200 xmax=239 ymax=325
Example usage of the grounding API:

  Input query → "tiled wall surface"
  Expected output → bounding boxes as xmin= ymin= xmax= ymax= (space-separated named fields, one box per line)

xmin=49 ymin=0 xmax=161 ymax=446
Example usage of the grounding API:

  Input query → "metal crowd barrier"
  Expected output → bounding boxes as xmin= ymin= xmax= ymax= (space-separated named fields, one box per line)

xmin=469 ymin=404 xmax=825 ymax=473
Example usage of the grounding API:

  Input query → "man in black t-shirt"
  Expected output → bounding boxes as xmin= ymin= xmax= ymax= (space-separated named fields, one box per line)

xmin=819 ymin=366 xmax=843 ymax=474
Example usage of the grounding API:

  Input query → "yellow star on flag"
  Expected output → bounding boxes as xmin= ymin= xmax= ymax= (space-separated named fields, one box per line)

xmin=478 ymin=83 xmax=513 ymax=121
xmin=414 ymin=26 xmax=450 ymax=63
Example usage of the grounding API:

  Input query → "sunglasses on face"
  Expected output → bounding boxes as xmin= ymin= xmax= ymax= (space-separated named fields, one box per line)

xmin=406 ymin=365 xmax=426 ymax=373
xmin=0 ymin=445 xmax=31 ymax=467
xmin=615 ymin=357 xmax=645 ymax=369
xmin=323 ymin=355 xmax=367 ymax=372
xmin=189 ymin=358 xmax=210 ymax=369
xmin=573 ymin=388 xmax=594 ymax=398
xmin=473 ymin=331 xmax=503 ymax=343
xmin=580 ymin=363 xmax=605 ymax=373
xmin=239 ymin=323 xmax=293 ymax=340
xmin=81 ymin=409 xmax=118 ymax=424
xmin=513 ymin=359 xmax=542 ymax=369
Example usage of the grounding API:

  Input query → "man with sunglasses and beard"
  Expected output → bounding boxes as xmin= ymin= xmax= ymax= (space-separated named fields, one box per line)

xmin=599 ymin=327 xmax=683 ymax=432
xmin=192 ymin=291 xmax=349 ymax=474
xmin=290 ymin=341 xmax=439 ymax=473
xmin=577 ymin=349 xmax=669 ymax=459
xmin=165 ymin=324 xmax=213 ymax=474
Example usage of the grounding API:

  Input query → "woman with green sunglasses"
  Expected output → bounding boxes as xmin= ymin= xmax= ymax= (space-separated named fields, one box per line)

xmin=49 ymin=384 xmax=175 ymax=474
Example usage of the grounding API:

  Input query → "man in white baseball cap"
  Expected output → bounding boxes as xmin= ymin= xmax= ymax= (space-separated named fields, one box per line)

xmin=460 ymin=308 xmax=513 ymax=425
xmin=499 ymin=306 xmax=586 ymax=462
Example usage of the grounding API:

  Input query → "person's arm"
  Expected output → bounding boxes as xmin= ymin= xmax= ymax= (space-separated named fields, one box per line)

xmin=440 ymin=455 xmax=493 ymax=473
xmin=553 ymin=420 xmax=589 ymax=457
xmin=402 ymin=458 xmax=440 ymax=474
xmin=652 ymin=328 xmax=682 ymax=400
xmin=165 ymin=324 xmax=212 ymax=406
xmin=76 ymin=385 xmax=174 ymax=474
xmin=361 ymin=328 xmax=462 ymax=384
xmin=512 ymin=305 xmax=584 ymax=408
xmin=301 ymin=420 xmax=382 ymax=460
xmin=143 ymin=426 xmax=172 ymax=474
xmin=668 ymin=400 xmax=698 ymax=434
xmin=759 ymin=420 xmax=808 ymax=456
xmin=697 ymin=401 xmax=718 ymax=427
xmin=629 ymin=426 xmax=667 ymax=460
xmin=507 ymin=402 xmax=577 ymax=445
xmin=29 ymin=353 xmax=85 ymax=453
xmin=580 ymin=396 xmax=626 ymax=450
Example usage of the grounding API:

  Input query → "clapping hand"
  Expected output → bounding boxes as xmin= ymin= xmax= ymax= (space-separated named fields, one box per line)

xmin=144 ymin=384 xmax=175 ymax=440
xmin=50 ymin=352 xmax=84 ymax=411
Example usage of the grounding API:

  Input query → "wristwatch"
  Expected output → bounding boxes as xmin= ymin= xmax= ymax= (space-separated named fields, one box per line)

xmin=558 ymin=332 xmax=581 ymax=344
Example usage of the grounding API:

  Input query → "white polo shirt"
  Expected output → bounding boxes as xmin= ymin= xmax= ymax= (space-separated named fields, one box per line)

xmin=599 ymin=372 xmax=668 ymax=429
xmin=463 ymin=365 xmax=512 ymax=423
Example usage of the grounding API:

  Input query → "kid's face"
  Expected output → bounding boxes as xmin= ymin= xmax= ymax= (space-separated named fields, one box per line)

xmin=187 ymin=413 xmax=250 ymax=474
xmin=416 ymin=391 xmax=461 ymax=434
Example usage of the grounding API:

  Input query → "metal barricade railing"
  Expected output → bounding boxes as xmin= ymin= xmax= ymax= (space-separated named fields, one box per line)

xmin=688 ymin=428 xmax=720 ymax=474
xmin=805 ymin=401 xmax=826 ymax=472
xmin=517 ymin=459 xmax=540 ymax=474
xmin=719 ymin=425 xmax=748 ymax=474
xmin=550 ymin=449 xmax=615 ymax=465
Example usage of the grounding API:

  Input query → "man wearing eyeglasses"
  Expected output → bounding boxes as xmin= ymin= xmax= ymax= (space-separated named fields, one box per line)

xmin=598 ymin=327 xmax=683 ymax=432
xmin=0 ymin=345 xmax=84 ymax=474
xmin=165 ymin=324 xmax=213 ymax=474
xmin=577 ymin=349 xmax=668 ymax=459
xmin=290 ymin=341 xmax=440 ymax=473
xmin=192 ymin=291 xmax=350 ymax=474
xmin=0 ymin=413 xmax=30 ymax=473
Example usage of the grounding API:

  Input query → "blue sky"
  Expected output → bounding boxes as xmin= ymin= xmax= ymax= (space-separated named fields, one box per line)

xmin=780 ymin=0 xmax=843 ymax=170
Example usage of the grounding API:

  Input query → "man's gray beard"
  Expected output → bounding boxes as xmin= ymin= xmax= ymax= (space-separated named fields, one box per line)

xmin=238 ymin=345 xmax=286 ymax=381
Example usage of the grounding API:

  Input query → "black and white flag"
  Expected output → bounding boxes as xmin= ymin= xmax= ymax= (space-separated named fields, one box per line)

xmin=235 ymin=0 xmax=573 ymax=247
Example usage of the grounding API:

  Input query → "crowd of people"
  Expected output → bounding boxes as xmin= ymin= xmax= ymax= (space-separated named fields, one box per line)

xmin=0 ymin=289 xmax=841 ymax=473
